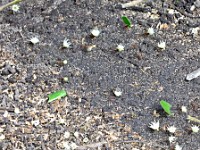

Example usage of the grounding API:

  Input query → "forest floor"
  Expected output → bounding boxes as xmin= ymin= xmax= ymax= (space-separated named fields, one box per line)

xmin=0 ymin=0 xmax=200 ymax=149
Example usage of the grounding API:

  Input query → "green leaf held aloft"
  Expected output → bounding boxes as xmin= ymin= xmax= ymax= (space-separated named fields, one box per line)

xmin=121 ymin=16 xmax=132 ymax=27
xmin=160 ymin=100 xmax=172 ymax=115
xmin=48 ymin=90 xmax=67 ymax=103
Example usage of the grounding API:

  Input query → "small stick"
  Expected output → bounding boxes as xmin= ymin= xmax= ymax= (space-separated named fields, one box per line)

xmin=186 ymin=68 xmax=200 ymax=81
xmin=77 ymin=141 xmax=107 ymax=149
xmin=187 ymin=115 xmax=200 ymax=124
xmin=121 ymin=0 xmax=145 ymax=8
xmin=0 ymin=0 xmax=23 ymax=11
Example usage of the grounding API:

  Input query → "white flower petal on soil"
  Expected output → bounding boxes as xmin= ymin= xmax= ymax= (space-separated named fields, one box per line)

xmin=70 ymin=142 xmax=78 ymax=150
xmin=91 ymin=28 xmax=100 ymax=37
xmin=175 ymin=143 xmax=182 ymax=150
xmin=0 ymin=134 xmax=5 ymax=141
xmin=169 ymin=136 xmax=176 ymax=143
xmin=113 ymin=88 xmax=122 ymax=97
xmin=116 ymin=44 xmax=124 ymax=51
xmin=74 ymin=131 xmax=79 ymax=138
xmin=63 ymin=38 xmax=71 ymax=48
xmin=59 ymin=118 xmax=66 ymax=124
xmin=14 ymin=107 xmax=20 ymax=114
xmin=64 ymin=131 xmax=70 ymax=139
xmin=149 ymin=120 xmax=159 ymax=131
xmin=30 ymin=37 xmax=39 ymax=44
xmin=191 ymin=125 xmax=199 ymax=133
xmin=157 ymin=41 xmax=166 ymax=50
xmin=167 ymin=126 xmax=176 ymax=133
xmin=63 ymin=60 xmax=68 ymax=65
xmin=147 ymin=27 xmax=155 ymax=35
xmin=11 ymin=4 xmax=20 ymax=12
xmin=62 ymin=141 xmax=71 ymax=150
xmin=181 ymin=106 xmax=187 ymax=113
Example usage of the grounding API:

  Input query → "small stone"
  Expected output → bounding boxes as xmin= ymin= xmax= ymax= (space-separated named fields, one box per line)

xmin=74 ymin=131 xmax=79 ymax=138
xmin=186 ymin=68 xmax=200 ymax=81
xmin=0 ymin=134 xmax=5 ymax=141
xmin=63 ymin=77 xmax=69 ymax=82
xmin=1 ymin=68 xmax=10 ymax=76
xmin=70 ymin=142 xmax=78 ymax=150
xmin=8 ymin=66 xmax=16 ymax=74
xmin=194 ymin=0 xmax=200 ymax=8
xmin=64 ymin=131 xmax=70 ymax=139
xmin=83 ymin=137 xmax=89 ymax=143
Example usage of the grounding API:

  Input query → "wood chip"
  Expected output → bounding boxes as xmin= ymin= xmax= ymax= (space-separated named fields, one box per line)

xmin=121 ymin=0 xmax=145 ymax=8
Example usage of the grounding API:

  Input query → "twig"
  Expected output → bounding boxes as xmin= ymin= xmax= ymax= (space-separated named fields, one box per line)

xmin=121 ymin=0 xmax=146 ymax=8
xmin=187 ymin=115 xmax=200 ymax=124
xmin=77 ymin=141 xmax=107 ymax=150
xmin=0 ymin=0 xmax=24 ymax=11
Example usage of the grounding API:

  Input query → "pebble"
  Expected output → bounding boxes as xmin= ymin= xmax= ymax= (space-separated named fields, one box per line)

xmin=194 ymin=0 xmax=200 ymax=8
xmin=8 ymin=66 xmax=16 ymax=74
xmin=1 ymin=65 xmax=16 ymax=76
xmin=186 ymin=68 xmax=200 ymax=81
xmin=1 ymin=69 xmax=10 ymax=76
xmin=190 ymin=5 xmax=195 ymax=11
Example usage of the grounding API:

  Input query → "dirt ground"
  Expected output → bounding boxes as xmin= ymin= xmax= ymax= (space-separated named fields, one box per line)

xmin=0 ymin=0 xmax=200 ymax=149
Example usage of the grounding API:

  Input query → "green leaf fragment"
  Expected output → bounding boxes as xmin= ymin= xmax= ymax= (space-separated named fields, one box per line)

xmin=122 ymin=16 xmax=132 ymax=27
xmin=48 ymin=90 xmax=67 ymax=103
xmin=160 ymin=100 xmax=172 ymax=115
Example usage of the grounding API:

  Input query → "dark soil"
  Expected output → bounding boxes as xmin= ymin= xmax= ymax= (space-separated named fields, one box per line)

xmin=0 ymin=0 xmax=200 ymax=149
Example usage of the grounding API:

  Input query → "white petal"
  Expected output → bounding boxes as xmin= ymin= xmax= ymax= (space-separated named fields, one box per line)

xmin=191 ymin=125 xmax=199 ymax=133
xmin=117 ymin=44 xmax=124 ymax=51
xmin=30 ymin=37 xmax=39 ymax=44
xmin=91 ymin=28 xmax=100 ymax=37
